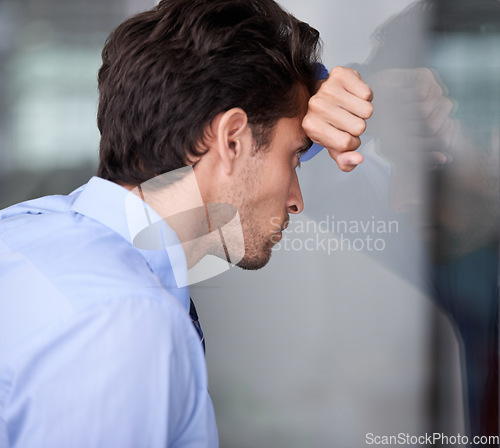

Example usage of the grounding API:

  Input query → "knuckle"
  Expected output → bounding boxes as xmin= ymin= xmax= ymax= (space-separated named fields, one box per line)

xmin=301 ymin=115 xmax=313 ymax=133
xmin=350 ymin=136 xmax=361 ymax=151
xmin=420 ymin=67 xmax=433 ymax=79
xmin=353 ymin=119 xmax=367 ymax=136
xmin=310 ymin=93 xmax=321 ymax=106
xmin=363 ymin=102 xmax=374 ymax=118
xmin=419 ymin=101 xmax=433 ymax=118
xmin=307 ymin=94 xmax=321 ymax=112
xmin=329 ymin=66 xmax=354 ymax=81
xmin=420 ymin=68 xmax=436 ymax=87
xmin=435 ymin=83 xmax=443 ymax=97
xmin=360 ymin=86 xmax=373 ymax=101
xmin=330 ymin=66 xmax=346 ymax=76
xmin=443 ymin=97 xmax=453 ymax=114
xmin=338 ymin=133 xmax=354 ymax=150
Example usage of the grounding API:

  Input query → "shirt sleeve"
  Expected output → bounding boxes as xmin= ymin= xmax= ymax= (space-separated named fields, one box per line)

xmin=4 ymin=296 xmax=218 ymax=448
xmin=314 ymin=62 xmax=329 ymax=81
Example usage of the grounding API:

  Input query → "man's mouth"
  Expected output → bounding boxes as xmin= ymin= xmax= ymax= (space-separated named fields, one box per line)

xmin=281 ymin=216 xmax=290 ymax=231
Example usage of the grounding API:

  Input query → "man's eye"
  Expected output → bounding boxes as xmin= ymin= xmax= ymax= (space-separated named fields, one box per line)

xmin=295 ymin=144 xmax=311 ymax=169
xmin=296 ymin=153 xmax=302 ymax=168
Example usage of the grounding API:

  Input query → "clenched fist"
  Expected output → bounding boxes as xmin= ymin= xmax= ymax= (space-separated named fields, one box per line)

xmin=302 ymin=66 xmax=374 ymax=172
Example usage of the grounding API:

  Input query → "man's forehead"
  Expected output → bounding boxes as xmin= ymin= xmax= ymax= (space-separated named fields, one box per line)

xmin=276 ymin=115 xmax=310 ymax=146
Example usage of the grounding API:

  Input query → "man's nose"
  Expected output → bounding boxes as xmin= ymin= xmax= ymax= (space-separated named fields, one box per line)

xmin=287 ymin=171 xmax=304 ymax=214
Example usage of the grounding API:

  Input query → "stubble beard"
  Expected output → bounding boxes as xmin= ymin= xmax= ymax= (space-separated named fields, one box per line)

xmin=235 ymin=210 xmax=288 ymax=271
xmin=224 ymin=154 xmax=286 ymax=271
xmin=236 ymin=232 xmax=275 ymax=270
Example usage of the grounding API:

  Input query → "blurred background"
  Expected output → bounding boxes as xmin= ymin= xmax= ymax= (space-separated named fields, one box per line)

xmin=0 ymin=0 xmax=498 ymax=446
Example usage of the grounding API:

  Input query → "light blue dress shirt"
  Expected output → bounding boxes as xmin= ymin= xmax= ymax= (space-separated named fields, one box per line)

xmin=0 ymin=176 xmax=218 ymax=448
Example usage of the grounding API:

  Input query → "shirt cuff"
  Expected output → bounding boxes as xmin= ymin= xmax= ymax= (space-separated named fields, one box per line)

xmin=301 ymin=63 xmax=328 ymax=162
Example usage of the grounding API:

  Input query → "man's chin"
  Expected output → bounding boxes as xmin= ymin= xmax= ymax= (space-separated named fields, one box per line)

xmin=235 ymin=248 xmax=273 ymax=271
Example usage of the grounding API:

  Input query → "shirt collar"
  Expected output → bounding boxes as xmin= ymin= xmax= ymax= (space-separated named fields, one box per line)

xmin=70 ymin=176 xmax=190 ymax=312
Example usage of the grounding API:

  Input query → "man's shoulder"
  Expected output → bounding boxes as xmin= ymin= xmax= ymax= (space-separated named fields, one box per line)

xmin=0 ymin=200 xmax=179 ymax=315
xmin=0 ymin=181 xmax=194 ymax=363
xmin=0 ymin=183 xmax=87 ymax=254
xmin=0 ymin=183 xmax=146 ymax=287
xmin=0 ymin=178 xmax=157 ymax=292
xmin=0 ymin=183 xmax=84 ymax=220
xmin=0 ymin=226 xmax=190 ymax=330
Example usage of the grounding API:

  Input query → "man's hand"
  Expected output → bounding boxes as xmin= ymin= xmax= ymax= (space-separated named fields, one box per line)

xmin=302 ymin=66 xmax=374 ymax=172
xmin=366 ymin=68 xmax=456 ymax=167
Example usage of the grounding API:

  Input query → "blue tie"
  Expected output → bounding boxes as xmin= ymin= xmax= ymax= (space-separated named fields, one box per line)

xmin=189 ymin=298 xmax=205 ymax=354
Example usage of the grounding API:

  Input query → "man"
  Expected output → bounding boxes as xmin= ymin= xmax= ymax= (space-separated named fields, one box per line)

xmin=0 ymin=0 xmax=372 ymax=446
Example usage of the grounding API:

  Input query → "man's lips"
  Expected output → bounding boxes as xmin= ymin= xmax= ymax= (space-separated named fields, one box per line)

xmin=270 ymin=215 xmax=289 ymax=244
xmin=281 ymin=216 xmax=290 ymax=231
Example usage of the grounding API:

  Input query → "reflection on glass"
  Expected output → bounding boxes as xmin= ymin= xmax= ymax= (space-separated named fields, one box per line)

xmin=363 ymin=0 xmax=500 ymax=438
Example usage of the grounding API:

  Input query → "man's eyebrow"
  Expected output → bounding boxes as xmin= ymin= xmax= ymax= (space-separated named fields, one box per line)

xmin=296 ymin=137 xmax=314 ymax=155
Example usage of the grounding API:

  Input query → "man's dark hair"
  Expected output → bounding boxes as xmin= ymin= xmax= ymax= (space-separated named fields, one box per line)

xmin=97 ymin=0 xmax=321 ymax=185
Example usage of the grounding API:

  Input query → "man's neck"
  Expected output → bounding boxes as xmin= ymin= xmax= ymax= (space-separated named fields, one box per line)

xmin=120 ymin=167 xmax=213 ymax=269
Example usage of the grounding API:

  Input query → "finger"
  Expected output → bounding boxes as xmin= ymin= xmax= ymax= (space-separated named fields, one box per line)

xmin=390 ymin=100 xmax=453 ymax=138
xmin=418 ymin=94 xmax=452 ymax=120
xmin=335 ymin=89 xmax=374 ymax=119
xmin=329 ymin=66 xmax=373 ymax=101
xmin=370 ymin=68 xmax=446 ymax=104
xmin=308 ymin=88 xmax=373 ymax=123
xmin=415 ymin=75 xmax=443 ymax=102
xmin=423 ymin=97 xmax=454 ymax=134
xmin=379 ymin=68 xmax=442 ymax=94
xmin=380 ymin=132 xmax=453 ymax=156
xmin=373 ymin=87 xmax=416 ymax=105
xmin=327 ymin=147 xmax=365 ymax=172
xmin=427 ymin=151 xmax=453 ymax=170
xmin=303 ymin=116 xmax=362 ymax=152
xmin=307 ymin=98 xmax=368 ymax=136
xmin=327 ymin=106 xmax=367 ymax=137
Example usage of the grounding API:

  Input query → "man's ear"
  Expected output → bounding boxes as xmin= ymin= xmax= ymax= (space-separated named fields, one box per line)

xmin=215 ymin=108 xmax=249 ymax=175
